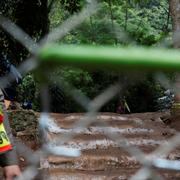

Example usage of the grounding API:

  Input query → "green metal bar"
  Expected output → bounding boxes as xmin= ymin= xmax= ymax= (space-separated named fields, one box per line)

xmin=39 ymin=44 xmax=180 ymax=71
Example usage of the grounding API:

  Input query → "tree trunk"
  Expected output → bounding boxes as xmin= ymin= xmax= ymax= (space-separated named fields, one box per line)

xmin=0 ymin=0 xmax=49 ymax=65
xmin=169 ymin=0 xmax=180 ymax=48
xmin=169 ymin=0 xmax=180 ymax=115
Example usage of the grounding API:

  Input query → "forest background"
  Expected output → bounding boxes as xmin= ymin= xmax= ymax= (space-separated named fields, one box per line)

xmin=0 ymin=0 xmax=175 ymax=113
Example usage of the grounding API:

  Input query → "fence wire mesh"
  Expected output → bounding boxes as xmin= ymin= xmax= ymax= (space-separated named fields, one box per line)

xmin=0 ymin=0 xmax=180 ymax=180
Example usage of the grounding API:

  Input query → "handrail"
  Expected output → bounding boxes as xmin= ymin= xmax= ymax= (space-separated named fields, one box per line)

xmin=39 ymin=44 xmax=180 ymax=71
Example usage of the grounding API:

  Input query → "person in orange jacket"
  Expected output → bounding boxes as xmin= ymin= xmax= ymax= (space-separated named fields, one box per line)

xmin=0 ymin=53 xmax=21 ymax=179
xmin=0 ymin=89 xmax=21 ymax=180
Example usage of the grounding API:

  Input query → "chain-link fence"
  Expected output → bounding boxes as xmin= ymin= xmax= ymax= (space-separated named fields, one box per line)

xmin=0 ymin=0 xmax=180 ymax=179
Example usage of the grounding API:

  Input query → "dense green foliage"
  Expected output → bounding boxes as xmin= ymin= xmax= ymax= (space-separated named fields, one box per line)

xmin=49 ymin=0 xmax=171 ymax=46
xmin=46 ymin=0 xmax=171 ymax=112
xmin=1 ymin=0 xmax=172 ymax=113
xmin=0 ymin=0 xmax=49 ymax=64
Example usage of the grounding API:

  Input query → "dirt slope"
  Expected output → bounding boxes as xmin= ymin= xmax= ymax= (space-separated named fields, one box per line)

xmin=40 ymin=112 xmax=180 ymax=180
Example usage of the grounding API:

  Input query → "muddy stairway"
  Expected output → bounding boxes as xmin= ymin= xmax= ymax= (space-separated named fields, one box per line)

xmin=41 ymin=113 xmax=180 ymax=180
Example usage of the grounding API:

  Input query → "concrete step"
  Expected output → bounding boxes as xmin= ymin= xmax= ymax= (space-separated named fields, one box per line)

xmin=40 ymin=112 xmax=180 ymax=179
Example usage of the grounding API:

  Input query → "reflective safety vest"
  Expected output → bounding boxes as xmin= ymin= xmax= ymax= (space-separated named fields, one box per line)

xmin=0 ymin=105 xmax=12 ymax=153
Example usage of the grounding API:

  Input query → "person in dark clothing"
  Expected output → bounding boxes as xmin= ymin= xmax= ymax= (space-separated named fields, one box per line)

xmin=0 ymin=53 xmax=22 ymax=100
xmin=0 ymin=53 xmax=21 ymax=179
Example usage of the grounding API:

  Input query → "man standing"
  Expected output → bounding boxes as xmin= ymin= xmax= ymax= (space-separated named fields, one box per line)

xmin=0 ymin=89 xmax=21 ymax=180
xmin=0 ymin=54 xmax=21 ymax=179
xmin=0 ymin=90 xmax=21 ymax=180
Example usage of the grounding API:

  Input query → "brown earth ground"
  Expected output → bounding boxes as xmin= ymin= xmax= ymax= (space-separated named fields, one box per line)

xmin=1 ymin=110 xmax=180 ymax=179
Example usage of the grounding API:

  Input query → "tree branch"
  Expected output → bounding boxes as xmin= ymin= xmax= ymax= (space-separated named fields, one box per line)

xmin=48 ymin=0 xmax=56 ymax=13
